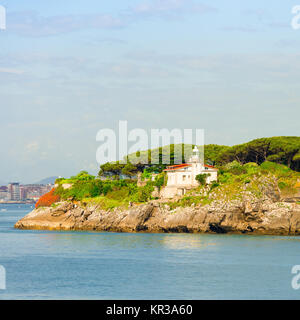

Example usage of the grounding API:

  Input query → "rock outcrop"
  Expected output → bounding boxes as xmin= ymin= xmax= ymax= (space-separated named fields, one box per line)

xmin=15 ymin=198 xmax=300 ymax=236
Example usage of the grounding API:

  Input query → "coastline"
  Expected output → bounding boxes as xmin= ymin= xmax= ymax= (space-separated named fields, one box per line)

xmin=0 ymin=201 xmax=35 ymax=205
xmin=14 ymin=199 xmax=300 ymax=236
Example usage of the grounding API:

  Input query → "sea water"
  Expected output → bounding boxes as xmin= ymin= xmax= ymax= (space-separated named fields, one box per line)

xmin=0 ymin=204 xmax=300 ymax=300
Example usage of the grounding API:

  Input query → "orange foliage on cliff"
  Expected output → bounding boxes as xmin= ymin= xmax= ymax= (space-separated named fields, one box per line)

xmin=35 ymin=188 xmax=60 ymax=209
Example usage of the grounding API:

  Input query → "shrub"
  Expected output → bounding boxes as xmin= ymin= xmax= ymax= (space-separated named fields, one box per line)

xmin=70 ymin=171 xmax=95 ymax=182
xmin=225 ymin=160 xmax=242 ymax=170
xmin=154 ymin=172 xmax=166 ymax=189
xmin=55 ymin=179 xmax=104 ymax=200
xmin=106 ymin=187 xmax=130 ymax=200
xmin=103 ymin=184 xmax=113 ymax=196
xmin=278 ymin=181 xmax=287 ymax=190
xmin=130 ymin=183 xmax=154 ymax=202
xmin=260 ymin=161 xmax=291 ymax=174
xmin=228 ymin=166 xmax=247 ymax=175
xmin=210 ymin=181 xmax=219 ymax=190
xmin=36 ymin=188 xmax=60 ymax=208
xmin=196 ymin=174 xmax=210 ymax=185
xmin=244 ymin=162 xmax=258 ymax=168
xmin=54 ymin=176 xmax=142 ymax=202
xmin=223 ymin=161 xmax=247 ymax=175
xmin=217 ymin=171 xmax=234 ymax=184
xmin=141 ymin=169 xmax=153 ymax=180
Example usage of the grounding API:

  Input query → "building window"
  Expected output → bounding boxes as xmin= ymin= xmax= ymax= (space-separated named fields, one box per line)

xmin=183 ymin=175 xmax=186 ymax=181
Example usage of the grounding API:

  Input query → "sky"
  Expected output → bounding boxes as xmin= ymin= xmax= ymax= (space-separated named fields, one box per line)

xmin=0 ymin=0 xmax=299 ymax=183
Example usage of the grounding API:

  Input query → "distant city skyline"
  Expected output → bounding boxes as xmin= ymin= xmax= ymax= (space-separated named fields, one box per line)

xmin=0 ymin=182 xmax=52 ymax=202
xmin=0 ymin=0 xmax=299 ymax=183
xmin=0 ymin=176 xmax=58 ymax=186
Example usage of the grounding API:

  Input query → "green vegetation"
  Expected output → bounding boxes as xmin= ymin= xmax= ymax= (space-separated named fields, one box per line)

xmin=97 ymin=137 xmax=300 ymax=179
xmin=51 ymin=137 xmax=299 ymax=211
xmin=55 ymin=171 xmax=95 ymax=184
xmin=55 ymin=171 xmax=160 ymax=209
xmin=168 ymin=196 xmax=213 ymax=210
xmin=216 ymin=137 xmax=300 ymax=171
xmin=154 ymin=172 xmax=167 ymax=189
xmin=121 ymin=163 xmax=138 ymax=178
xmin=195 ymin=173 xmax=211 ymax=185
xmin=54 ymin=160 xmax=299 ymax=210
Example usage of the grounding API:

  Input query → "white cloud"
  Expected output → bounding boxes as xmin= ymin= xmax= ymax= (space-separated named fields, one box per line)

xmin=8 ymin=11 xmax=125 ymax=37
xmin=25 ymin=141 xmax=39 ymax=153
xmin=133 ymin=0 xmax=216 ymax=16
xmin=6 ymin=2 xmax=217 ymax=37
xmin=0 ymin=68 xmax=24 ymax=74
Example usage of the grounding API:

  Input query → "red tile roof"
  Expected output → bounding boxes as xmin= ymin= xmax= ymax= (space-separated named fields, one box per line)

xmin=164 ymin=164 xmax=191 ymax=171
xmin=164 ymin=163 xmax=218 ymax=171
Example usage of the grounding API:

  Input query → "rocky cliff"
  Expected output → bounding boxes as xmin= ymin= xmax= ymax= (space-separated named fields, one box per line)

xmin=15 ymin=197 xmax=300 ymax=236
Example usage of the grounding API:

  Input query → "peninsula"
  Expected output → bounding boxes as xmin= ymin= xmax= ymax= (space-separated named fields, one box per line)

xmin=15 ymin=137 xmax=300 ymax=235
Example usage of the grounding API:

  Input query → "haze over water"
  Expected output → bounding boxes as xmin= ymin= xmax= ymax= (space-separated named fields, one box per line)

xmin=0 ymin=204 xmax=300 ymax=300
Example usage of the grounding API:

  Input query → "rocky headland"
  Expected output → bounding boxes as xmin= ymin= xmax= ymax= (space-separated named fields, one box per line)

xmin=15 ymin=193 xmax=300 ymax=236
xmin=15 ymin=158 xmax=300 ymax=236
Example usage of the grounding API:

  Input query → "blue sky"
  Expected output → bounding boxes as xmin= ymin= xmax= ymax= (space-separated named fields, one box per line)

xmin=0 ymin=0 xmax=299 ymax=183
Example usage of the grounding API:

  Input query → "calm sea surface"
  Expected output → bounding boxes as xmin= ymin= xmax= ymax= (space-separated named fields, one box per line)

xmin=0 ymin=204 xmax=300 ymax=300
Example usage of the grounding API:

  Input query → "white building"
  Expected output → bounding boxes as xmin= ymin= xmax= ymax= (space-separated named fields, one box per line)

xmin=160 ymin=147 xmax=218 ymax=198
xmin=7 ymin=183 xmax=20 ymax=201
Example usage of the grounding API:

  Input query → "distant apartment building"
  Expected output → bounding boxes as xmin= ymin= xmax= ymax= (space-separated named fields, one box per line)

xmin=0 ymin=186 xmax=8 ymax=201
xmin=19 ymin=186 xmax=27 ymax=201
xmin=7 ymin=183 xmax=20 ymax=201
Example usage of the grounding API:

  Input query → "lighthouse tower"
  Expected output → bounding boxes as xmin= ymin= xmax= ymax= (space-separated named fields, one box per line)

xmin=189 ymin=146 xmax=201 ymax=163
xmin=188 ymin=146 xmax=203 ymax=186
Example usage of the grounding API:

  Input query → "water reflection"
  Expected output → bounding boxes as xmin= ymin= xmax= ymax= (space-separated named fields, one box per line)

xmin=159 ymin=234 xmax=217 ymax=250
xmin=35 ymin=231 xmax=219 ymax=255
